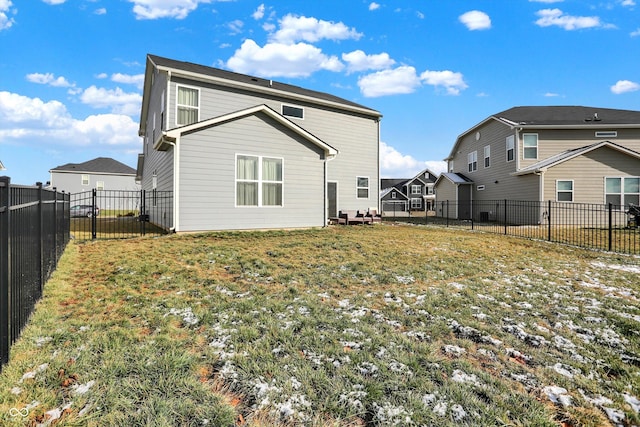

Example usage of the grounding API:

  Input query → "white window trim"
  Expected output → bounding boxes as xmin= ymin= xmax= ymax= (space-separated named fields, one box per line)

xmin=484 ymin=145 xmax=490 ymax=168
xmin=468 ymin=151 xmax=478 ymax=172
xmin=96 ymin=181 xmax=105 ymax=191
xmin=556 ymin=179 xmax=574 ymax=203
xmin=506 ymin=135 xmax=515 ymax=162
xmin=281 ymin=103 xmax=305 ymax=120
xmin=176 ymin=84 xmax=200 ymax=126
xmin=596 ymin=131 xmax=617 ymax=138
xmin=356 ymin=176 xmax=370 ymax=199
xmin=81 ymin=174 xmax=89 ymax=186
xmin=410 ymin=198 xmax=422 ymax=209
xmin=523 ymin=133 xmax=538 ymax=160
xmin=411 ymin=184 xmax=421 ymax=195
xmin=235 ymin=154 xmax=285 ymax=208
xmin=477 ymin=185 xmax=485 ymax=191
xmin=391 ymin=191 xmax=396 ymax=199
xmin=605 ymin=176 xmax=640 ymax=207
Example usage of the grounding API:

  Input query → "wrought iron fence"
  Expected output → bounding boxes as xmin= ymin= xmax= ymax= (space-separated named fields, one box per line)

xmin=385 ymin=199 xmax=640 ymax=255
xmin=70 ymin=189 xmax=173 ymax=240
xmin=1 ymin=177 xmax=70 ymax=370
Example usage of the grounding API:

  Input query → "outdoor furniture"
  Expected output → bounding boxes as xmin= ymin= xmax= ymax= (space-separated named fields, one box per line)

xmin=339 ymin=210 xmax=371 ymax=225
xmin=366 ymin=209 xmax=382 ymax=223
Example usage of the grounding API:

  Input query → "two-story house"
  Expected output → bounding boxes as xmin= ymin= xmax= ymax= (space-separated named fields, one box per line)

xmin=380 ymin=168 xmax=438 ymax=215
xmin=137 ymin=54 xmax=382 ymax=232
xmin=435 ymin=106 xmax=640 ymax=220
xmin=49 ymin=157 xmax=138 ymax=194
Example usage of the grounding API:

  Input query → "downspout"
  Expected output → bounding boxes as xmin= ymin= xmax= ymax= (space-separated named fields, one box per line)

xmin=164 ymin=138 xmax=179 ymax=232
xmin=325 ymin=153 xmax=336 ymax=227
xmin=515 ymin=127 xmax=522 ymax=171
xmin=376 ymin=118 xmax=381 ymax=212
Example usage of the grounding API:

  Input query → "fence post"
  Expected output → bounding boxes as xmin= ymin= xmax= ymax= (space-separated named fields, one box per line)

xmin=446 ymin=200 xmax=449 ymax=227
xmin=140 ymin=190 xmax=146 ymax=236
xmin=504 ymin=199 xmax=508 ymax=235
xmin=37 ymin=183 xmax=44 ymax=293
xmin=53 ymin=188 xmax=58 ymax=265
xmin=547 ymin=200 xmax=552 ymax=242
xmin=608 ymin=203 xmax=613 ymax=252
xmin=1 ymin=176 xmax=11 ymax=369
xmin=91 ymin=188 xmax=97 ymax=240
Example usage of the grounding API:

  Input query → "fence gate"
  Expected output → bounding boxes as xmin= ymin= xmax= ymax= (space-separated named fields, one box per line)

xmin=70 ymin=189 xmax=172 ymax=240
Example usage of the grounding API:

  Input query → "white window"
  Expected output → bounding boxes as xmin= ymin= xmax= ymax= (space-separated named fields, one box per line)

xmin=411 ymin=184 xmax=421 ymax=195
xmin=468 ymin=151 xmax=477 ymax=172
xmin=96 ymin=181 xmax=104 ymax=191
xmin=606 ymin=177 xmax=640 ymax=207
xmin=391 ymin=191 xmax=396 ymax=199
xmin=236 ymin=155 xmax=283 ymax=207
xmin=523 ymin=134 xmax=538 ymax=160
xmin=477 ymin=185 xmax=485 ymax=191
xmin=356 ymin=176 xmax=369 ymax=199
xmin=176 ymin=85 xmax=199 ymax=126
xmin=596 ymin=131 xmax=617 ymax=138
xmin=411 ymin=198 xmax=421 ymax=209
xmin=81 ymin=174 xmax=89 ymax=186
xmin=448 ymin=160 xmax=454 ymax=173
xmin=484 ymin=145 xmax=490 ymax=168
xmin=556 ymin=180 xmax=574 ymax=202
xmin=282 ymin=104 xmax=304 ymax=119
xmin=506 ymin=135 xmax=515 ymax=162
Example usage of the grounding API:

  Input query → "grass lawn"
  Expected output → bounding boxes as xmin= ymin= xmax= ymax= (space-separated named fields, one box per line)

xmin=1 ymin=224 xmax=639 ymax=426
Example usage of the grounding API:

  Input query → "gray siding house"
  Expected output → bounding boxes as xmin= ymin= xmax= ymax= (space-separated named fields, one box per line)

xmin=137 ymin=54 xmax=382 ymax=232
xmin=49 ymin=157 xmax=138 ymax=194
xmin=435 ymin=106 xmax=640 ymax=220
xmin=380 ymin=168 xmax=438 ymax=215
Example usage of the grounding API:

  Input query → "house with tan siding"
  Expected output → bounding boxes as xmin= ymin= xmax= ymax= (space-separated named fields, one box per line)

xmin=137 ymin=54 xmax=382 ymax=232
xmin=435 ymin=106 xmax=640 ymax=221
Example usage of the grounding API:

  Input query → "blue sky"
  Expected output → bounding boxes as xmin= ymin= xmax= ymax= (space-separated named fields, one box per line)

xmin=1 ymin=0 xmax=639 ymax=185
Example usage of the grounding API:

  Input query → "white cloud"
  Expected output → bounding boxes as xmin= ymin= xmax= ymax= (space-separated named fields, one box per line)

xmin=358 ymin=66 xmax=422 ymax=97
xmin=359 ymin=66 xmax=467 ymax=97
xmin=269 ymin=14 xmax=362 ymax=44
xmin=535 ymin=8 xmax=607 ymax=30
xmin=544 ymin=92 xmax=561 ymax=97
xmin=252 ymin=4 xmax=264 ymax=20
xmin=227 ymin=19 xmax=243 ymax=34
xmin=529 ymin=0 xmax=563 ymax=3
xmin=631 ymin=28 xmax=640 ymax=37
xmin=620 ymin=0 xmax=635 ymax=7
xmin=95 ymin=7 xmax=106 ymax=15
xmin=610 ymin=80 xmax=640 ymax=94
xmin=128 ymin=0 xmax=211 ymax=20
xmin=26 ymin=73 xmax=74 ymax=88
xmin=0 ymin=91 xmax=139 ymax=147
xmin=459 ymin=10 xmax=491 ymax=31
xmin=342 ymin=50 xmax=395 ymax=74
xmin=0 ymin=0 xmax=15 ymax=31
xmin=380 ymin=141 xmax=446 ymax=178
xmin=80 ymin=86 xmax=142 ymax=116
xmin=420 ymin=70 xmax=468 ymax=95
xmin=416 ymin=11 xmax=425 ymax=19
xmin=369 ymin=2 xmax=380 ymax=11
xmin=226 ymin=39 xmax=343 ymax=78
xmin=111 ymin=73 xmax=145 ymax=89
xmin=42 ymin=0 xmax=66 ymax=4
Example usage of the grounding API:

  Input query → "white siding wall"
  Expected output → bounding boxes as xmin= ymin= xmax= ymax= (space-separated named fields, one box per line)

xmin=177 ymin=112 xmax=326 ymax=231
xmin=51 ymin=172 xmax=137 ymax=194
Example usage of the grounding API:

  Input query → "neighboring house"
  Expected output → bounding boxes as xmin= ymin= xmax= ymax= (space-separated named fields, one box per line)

xmin=435 ymin=106 xmax=640 ymax=221
xmin=380 ymin=168 xmax=438 ymax=215
xmin=49 ymin=157 xmax=138 ymax=194
xmin=137 ymin=54 xmax=382 ymax=232
xmin=0 ymin=159 xmax=5 ymax=171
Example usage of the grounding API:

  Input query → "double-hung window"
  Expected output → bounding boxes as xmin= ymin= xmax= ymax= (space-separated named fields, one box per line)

xmin=81 ymin=174 xmax=89 ymax=186
xmin=356 ymin=176 xmax=369 ymax=199
xmin=411 ymin=184 xmax=421 ymax=195
xmin=411 ymin=198 xmax=421 ymax=209
xmin=606 ymin=177 xmax=640 ymax=207
xmin=506 ymin=135 xmax=515 ymax=162
xmin=556 ymin=180 xmax=573 ymax=202
xmin=236 ymin=155 xmax=283 ymax=206
xmin=484 ymin=145 xmax=490 ymax=168
xmin=468 ymin=151 xmax=477 ymax=172
xmin=177 ymin=85 xmax=199 ymax=126
xmin=523 ymin=134 xmax=538 ymax=160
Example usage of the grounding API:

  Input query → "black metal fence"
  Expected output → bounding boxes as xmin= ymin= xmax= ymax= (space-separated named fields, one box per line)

xmin=1 ymin=177 xmax=70 ymax=370
xmin=70 ymin=189 xmax=172 ymax=240
xmin=385 ymin=199 xmax=640 ymax=255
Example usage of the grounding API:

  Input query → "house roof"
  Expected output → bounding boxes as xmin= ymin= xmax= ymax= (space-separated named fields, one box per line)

xmin=435 ymin=172 xmax=474 ymax=186
xmin=494 ymin=106 xmax=640 ymax=127
xmin=50 ymin=157 xmax=136 ymax=175
xmin=380 ymin=187 xmax=409 ymax=200
xmin=446 ymin=105 xmax=640 ymax=160
xmin=140 ymin=54 xmax=382 ymax=136
xmin=161 ymin=104 xmax=338 ymax=157
xmin=513 ymin=140 xmax=640 ymax=176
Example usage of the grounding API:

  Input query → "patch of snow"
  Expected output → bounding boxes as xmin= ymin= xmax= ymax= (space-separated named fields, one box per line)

xmin=543 ymin=385 xmax=572 ymax=407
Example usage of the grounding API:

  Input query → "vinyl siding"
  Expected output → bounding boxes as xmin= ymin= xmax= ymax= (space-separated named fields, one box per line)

xmin=542 ymin=146 xmax=640 ymax=203
xmin=177 ymin=112 xmax=326 ymax=231
xmin=51 ymin=172 xmax=137 ymax=194
xmin=167 ymin=76 xmax=379 ymax=212
xmin=450 ymin=120 xmax=540 ymax=201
